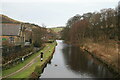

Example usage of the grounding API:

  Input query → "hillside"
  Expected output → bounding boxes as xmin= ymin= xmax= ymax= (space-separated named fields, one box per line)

xmin=0 ymin=14 xmax=22 ymax=24
xmin=49 ymin=27 xmax=64 ymax=33
xmin=48 ymin=27 xmax=64 ymax=39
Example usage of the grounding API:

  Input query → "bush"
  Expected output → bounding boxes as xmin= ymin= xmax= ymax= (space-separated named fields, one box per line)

xmin=33 ymin=41 xmax=42 ymax=47
xmin=2 ymin=47 xmax=34 ymax=70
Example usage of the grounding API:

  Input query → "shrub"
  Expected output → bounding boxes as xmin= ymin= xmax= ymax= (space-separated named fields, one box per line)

xmin=33 ymin=41 xmax=42 ymax=47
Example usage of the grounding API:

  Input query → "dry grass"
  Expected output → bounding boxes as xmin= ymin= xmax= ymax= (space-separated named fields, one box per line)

xmin=83 ymin=39 xmax=120 ymax=71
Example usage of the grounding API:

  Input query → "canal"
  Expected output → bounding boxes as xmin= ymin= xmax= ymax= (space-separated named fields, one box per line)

xmin=40 ymin=40 xmax=114 ymax=78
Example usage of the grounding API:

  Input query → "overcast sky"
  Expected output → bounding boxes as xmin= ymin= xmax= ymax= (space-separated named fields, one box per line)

xmin=1 ymin=0 xmax=119 ymax=27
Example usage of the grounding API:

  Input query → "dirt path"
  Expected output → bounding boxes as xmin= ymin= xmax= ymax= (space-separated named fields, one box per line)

xmin=1 ymin=46 xmax=50 ymax=79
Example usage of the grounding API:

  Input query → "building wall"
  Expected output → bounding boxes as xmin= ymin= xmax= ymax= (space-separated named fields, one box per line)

xmin=24 ymin=30 xmax=32 ymax=42
xmin=0 ymin=36 xmax=21 ymax=46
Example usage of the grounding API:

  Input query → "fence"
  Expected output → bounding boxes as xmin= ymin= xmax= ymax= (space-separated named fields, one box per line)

xmin=2 ymin=45 xmax=45 ymax=70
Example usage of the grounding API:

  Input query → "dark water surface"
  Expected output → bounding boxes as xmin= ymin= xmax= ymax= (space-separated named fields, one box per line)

xmin=40 ymin=40 xmax=114 ymax=78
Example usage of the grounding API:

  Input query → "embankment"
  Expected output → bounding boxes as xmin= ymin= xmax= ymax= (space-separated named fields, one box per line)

xmin=80 ymin=40 xmax=120 ymax=77
xmin=29 ymin=42 xmax=57 ymax=79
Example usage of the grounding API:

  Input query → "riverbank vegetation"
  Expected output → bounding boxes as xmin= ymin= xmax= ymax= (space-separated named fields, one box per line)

xmin=62 ymin=3 xmax=120 ymax=76
xmin=2 ymin=41 xmax=56 ymax=79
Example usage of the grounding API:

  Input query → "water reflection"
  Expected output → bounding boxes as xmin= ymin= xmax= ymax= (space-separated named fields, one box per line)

xmin=40 ymin=40 xmax=114 ymax=78
xmin=62 ymin=44 xmax=114 ymax=78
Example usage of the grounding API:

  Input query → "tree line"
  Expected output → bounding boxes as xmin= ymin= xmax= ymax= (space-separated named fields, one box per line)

xmin=62 ymin=4 xmax=120 ymax=44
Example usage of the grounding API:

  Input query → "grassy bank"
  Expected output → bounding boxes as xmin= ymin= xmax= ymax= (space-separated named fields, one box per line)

xmin=2 ymin=41 xmax=57 ymax=79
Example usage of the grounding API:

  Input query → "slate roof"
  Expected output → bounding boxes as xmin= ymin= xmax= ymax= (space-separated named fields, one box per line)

xmin=1 ymin=23 xmax=21 ymax=36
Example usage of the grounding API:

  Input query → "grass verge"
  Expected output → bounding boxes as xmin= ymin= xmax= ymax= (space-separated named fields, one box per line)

xmin=2 ymin=41 xmax=56 ymax=79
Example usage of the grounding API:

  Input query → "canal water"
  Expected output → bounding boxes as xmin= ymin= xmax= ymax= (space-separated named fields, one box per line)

xmin=40 ymin=40 xmax=114 ymax=78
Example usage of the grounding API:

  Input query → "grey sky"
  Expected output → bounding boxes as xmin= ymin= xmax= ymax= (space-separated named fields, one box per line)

xmin=1 ymin=0 xmax=119 ymax=27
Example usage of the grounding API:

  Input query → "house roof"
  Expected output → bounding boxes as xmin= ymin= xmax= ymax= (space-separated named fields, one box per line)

xmin=1 ymin=23 xmax=21 ymax=36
